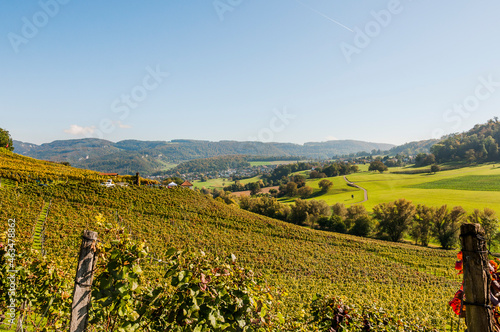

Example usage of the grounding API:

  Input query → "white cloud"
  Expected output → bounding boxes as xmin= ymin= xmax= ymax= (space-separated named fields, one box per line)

xmin=116 ymin=121 xmax=132 ymax=129
xmin=64 ymin=125 xmax=96 ymax=136
xmin=325 ymin=135 xmax=338 ymax=141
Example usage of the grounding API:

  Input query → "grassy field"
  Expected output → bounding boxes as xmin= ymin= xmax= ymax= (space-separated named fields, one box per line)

xmin=278 ymin=175 xmax=361 ymax=204
xmin=410 ymin=174 xmax=500 ymax=191
xmin=285 ymin=164 xmax=500 ymax=213
xmin=192 ymin=175 xmax=262 ymax=189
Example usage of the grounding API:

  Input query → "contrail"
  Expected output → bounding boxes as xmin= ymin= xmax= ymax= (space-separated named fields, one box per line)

xmin=296 ymin=0 xmax=353 ymax=32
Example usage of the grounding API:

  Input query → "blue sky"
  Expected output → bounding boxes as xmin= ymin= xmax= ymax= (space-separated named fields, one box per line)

xmin=1 ymin=0 xmax=500 ymax=145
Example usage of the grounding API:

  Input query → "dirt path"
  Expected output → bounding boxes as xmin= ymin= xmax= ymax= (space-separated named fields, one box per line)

xmin=343 ymin=176 xmax=368 ymax=203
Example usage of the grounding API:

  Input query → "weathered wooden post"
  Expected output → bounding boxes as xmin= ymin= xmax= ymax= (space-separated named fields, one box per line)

xmin=135 ymin=172 xmax=140 ymax=186
xmin=69 ymin=230 xmax=98 ymax=332
xmin=460 ymin=223 xmax=496 ymax=332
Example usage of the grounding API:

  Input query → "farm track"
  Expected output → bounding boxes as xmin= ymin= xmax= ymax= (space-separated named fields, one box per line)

xmin=343 ymin=176 xmax=368 ymax=203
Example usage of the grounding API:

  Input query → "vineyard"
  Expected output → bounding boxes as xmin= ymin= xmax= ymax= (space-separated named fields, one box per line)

xmin=0 ymin=150 xmax=462 ymax=330
xmin=0 ymin=149 xmax=157 ymax=186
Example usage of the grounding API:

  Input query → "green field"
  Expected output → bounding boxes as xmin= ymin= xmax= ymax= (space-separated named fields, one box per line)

xmin=193 ymin=175 xmax=262 ymax=189
xmin=409 ymin=174 xmax=500 ymax=191
xmin=278 ymin=164 xmax=500 ymax=213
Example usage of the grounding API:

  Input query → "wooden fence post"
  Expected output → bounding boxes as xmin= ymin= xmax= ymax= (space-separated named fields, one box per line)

xmin=460 ymin=223 xmax=496 ymax=332
xmin=69 ymin=230 xmax=98 ymax=332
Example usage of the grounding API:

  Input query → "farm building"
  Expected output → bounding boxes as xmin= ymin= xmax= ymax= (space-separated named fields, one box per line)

xmin=181 ymin=180 xmax=194 ymax=189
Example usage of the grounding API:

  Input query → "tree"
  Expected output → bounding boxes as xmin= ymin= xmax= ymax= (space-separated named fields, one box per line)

xmin=0 ymin=128 xmax=13 ymax=151
xmin=430 ymin=165 xmax=440 ymax=174
xmin=373 ymin=199 xmax=416 ymax=242
xmin=285 ymin=182 xmax=298 ymax=197
xmin=318 ymin=179 xmax=333 ymax=193
xmin=298 ymin=185 xmax=313 ymax=198
xmin=248 ymin=182 xmax=261 ymax=195
xmin=415 ymin=153 xmax=436 ymax=167
xmin=309 ymin=170 xmax=320 ymax=179
xmin=291 ymin=175 xmax=306 ymax=188
xmin=368 ymin=160 xmax=388 ymax=173
xmin=410 ymin=204 xmax=434 ymax=246
xmin=468 ymin=208 xmax=499 ymax=250
xmin=432 ymin=205 xmax=466 ymax=249
xmin=465 ymin=149 xmax=477 ymax=163
xmin=345 ymin=204 xmax=368 ymax=230
xmin=331 ymin=203 xmax=347 ymax=220
xmin=349 ymin=216 xmax=373 ymax=237
xmin=318 ymin=215 xmax=346 ymax=233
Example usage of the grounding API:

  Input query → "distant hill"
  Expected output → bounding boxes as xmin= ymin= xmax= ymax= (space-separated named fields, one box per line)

xmin=388 ymin=139 xmax=439 ymax=156
xmin=13 ymin=138 xmax=395 ymax=175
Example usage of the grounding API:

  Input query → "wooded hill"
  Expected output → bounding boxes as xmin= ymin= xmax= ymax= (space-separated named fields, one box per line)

xmin=431 ymin=118 xmax=500 ymax=163
xmin=13 ymin=139 xmax=394 ymax=175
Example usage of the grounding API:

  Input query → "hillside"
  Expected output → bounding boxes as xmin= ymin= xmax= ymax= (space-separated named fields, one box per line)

xmin=13 ymin=138 xmax=395 ymax=175
xmin=0 ymin=149 xmax=459 ymax=330
xmin=431 ymin=118 xmax=500 ymax=163
xmin=388 ymin=139 xmax=439 ymax=155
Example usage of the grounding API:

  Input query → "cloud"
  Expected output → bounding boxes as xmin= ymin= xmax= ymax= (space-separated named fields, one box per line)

xmin=64 ymin=125 xmax=96 ymax=136
xmin=116 ymin=121 xmax=132 ymax=129
xmin=325 ymin=135 xmax=338 ymax=141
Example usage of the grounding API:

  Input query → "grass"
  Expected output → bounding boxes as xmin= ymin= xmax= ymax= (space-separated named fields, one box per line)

xmin=409 ymin=175 xmax=500 ymax=191
xmin=276 ymin=163 xmax=500 ymax=213
xmin=344 ymin=164 xmax=500 ymax=212
xmin=193 ymin=175 xmax=262 ymax=189
xmin=278 ymin=176 xmax=361 ymax=205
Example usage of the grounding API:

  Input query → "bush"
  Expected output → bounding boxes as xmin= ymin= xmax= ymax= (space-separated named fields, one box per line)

xmin=373 ymin=199 xmax=416 ymax=242
xmin=349 ymin=216 xmax=372 ymax=237
xmin=298 ymin=185 xmax=313 ymax=198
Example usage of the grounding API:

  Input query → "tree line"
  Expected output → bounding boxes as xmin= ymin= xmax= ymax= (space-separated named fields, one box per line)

xmin=235 ymin=196 xmax=499 ymax=249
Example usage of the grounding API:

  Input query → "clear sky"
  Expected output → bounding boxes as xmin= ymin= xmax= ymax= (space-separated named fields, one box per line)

xmin=1 ymin=0 xmax=500 ymax=145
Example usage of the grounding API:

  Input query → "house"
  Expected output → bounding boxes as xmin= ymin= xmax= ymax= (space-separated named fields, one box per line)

xmin=167 ymin=182 xmax=178 ymax=188
xmin=181 ymin=180 xmax=194 ymax=189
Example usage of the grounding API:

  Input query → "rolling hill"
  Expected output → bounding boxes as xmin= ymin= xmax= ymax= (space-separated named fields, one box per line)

xmin=13 ymin=138 xmax=395 ymax=175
